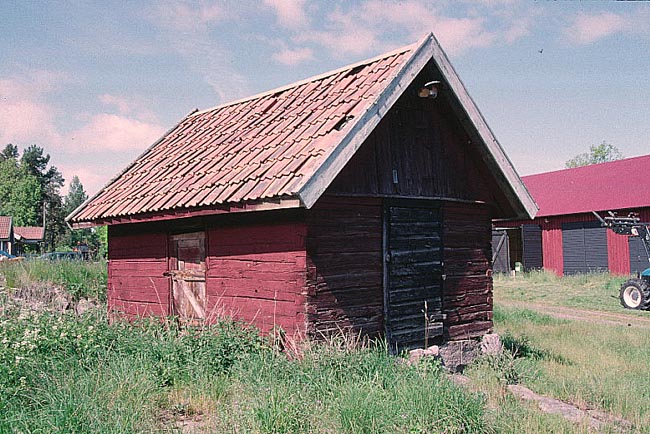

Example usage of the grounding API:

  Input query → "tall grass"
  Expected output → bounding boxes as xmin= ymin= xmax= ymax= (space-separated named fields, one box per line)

xmin=0 ymin=259 xmax=107 ymax=301
xmin=0 ymin=257 xmax=489 ymax=434
xmin=494 ymin=270 xmax=630 ymax=313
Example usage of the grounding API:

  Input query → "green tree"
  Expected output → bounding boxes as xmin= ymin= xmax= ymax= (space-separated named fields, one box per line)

xmin=59 ymin=176 xmax=98 ymax=253
xmin=64 ymin=176 xmax=88 ymax=216
xmin=0 ymin=159 xmax=42 ymax=226
xmin=20 ymin=145 xmax=65 ymax=250
xmin=566 ymin=141 xmax=623 ymax=168
xmin=0 ymin=144 xmax=19 ymax=162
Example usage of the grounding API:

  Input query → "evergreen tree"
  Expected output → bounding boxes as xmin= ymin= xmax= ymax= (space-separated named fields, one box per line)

xmin=19 ymin=145 xmax=65 ymax=250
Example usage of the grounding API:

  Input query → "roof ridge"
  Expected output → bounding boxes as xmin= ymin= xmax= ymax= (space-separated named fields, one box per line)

xmin=523 ymin=153 xmax=650 ymax=179
xmin=191 ymin=41 xmax=418 ymax=117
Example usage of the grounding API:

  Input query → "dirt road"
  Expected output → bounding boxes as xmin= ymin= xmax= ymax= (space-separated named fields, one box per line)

xmin=497 ymin=300 xmax=650 ymax=329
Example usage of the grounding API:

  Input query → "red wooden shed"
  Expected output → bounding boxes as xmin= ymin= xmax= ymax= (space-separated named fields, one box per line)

xmin=68 ymin=34 xmax=536 ymax=349
xmin=495 ymin=154 xmax=650 ymax=276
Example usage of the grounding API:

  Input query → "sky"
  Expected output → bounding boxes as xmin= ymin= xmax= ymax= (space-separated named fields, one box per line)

xmin=1 ymin=0 xmax=649 ymax=196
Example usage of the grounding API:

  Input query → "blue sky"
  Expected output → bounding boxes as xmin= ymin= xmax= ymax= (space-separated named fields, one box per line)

xmin=1 ymin=0 xmax=649 ymax=195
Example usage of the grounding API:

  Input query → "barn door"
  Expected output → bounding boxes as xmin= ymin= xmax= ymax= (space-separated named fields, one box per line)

xmin=384 ymin=201 xmax=444 ymax=351
xmin=630 ymin=236 xmax=649 ymax=275
xmin=491 ymin=230 xmax=510 ymax=273
xmin=169 ymin=232 xmax=206 ymax=323
xmin=521 ymin=224 xmax=543 ymax=270
xmin=562 ymin=222 xmax=608 ymax=275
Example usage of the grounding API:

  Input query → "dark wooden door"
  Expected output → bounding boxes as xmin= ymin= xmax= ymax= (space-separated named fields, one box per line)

xmin=521 ymin=224 xmax=543 ymax=271
xmin=630 ymin=236 xmax=650 ymax=275
xmin=169 ymin=232 xmax=206 ymax=323
xmin=384 ymin=201 xmax=444 ymax=351
xmin=562 ymin=221 xmax=608 ymax=275
xmin=491 ymin=229 xmax=510 ymax=273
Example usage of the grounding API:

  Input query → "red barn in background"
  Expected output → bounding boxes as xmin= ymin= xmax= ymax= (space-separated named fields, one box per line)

xmin=494 ymin=155 xmax=650 ymax=276
xmin=68 ymin=34 xmax=536 ymax=350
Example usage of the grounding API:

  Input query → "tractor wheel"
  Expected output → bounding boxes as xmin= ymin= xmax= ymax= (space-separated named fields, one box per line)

xmin=619 ymin=279 xmax=650 ymax=310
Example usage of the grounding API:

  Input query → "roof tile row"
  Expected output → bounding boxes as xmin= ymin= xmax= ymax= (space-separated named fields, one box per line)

xmin=72 ymin=48 xmax=411 ymax=222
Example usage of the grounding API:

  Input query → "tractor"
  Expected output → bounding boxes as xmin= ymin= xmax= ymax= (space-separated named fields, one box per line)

xmin=594 ymin=212 xmax=650 ymax=310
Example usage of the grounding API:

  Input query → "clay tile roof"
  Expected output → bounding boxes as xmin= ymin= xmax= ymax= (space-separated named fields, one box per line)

xmin=14 ymin=226 xmax=44 ymax=241
xmin=0 ymin=216 xmax=11 ymax=240
xmin=522 ymin=154 xmax=650 ymax=218
xmin=69 ymin=46 xmax=413 ymax=224
xmin=68 ymin=33 xmax=537 ymax=226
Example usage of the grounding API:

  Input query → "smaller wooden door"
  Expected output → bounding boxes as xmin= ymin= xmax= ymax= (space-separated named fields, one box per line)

xmin=169 ymin=232 xmax=206 ymax=323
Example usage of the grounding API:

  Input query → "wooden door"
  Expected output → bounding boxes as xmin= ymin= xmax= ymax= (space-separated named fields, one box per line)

xmin=169 ymin=232 xmax=206 ymax=323
xmin=384 ymin=201 xmax=444 ymax=351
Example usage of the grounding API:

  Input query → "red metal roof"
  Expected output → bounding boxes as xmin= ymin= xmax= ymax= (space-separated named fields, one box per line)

xmin=14 ymin=226 xmax=44 ymax=241
xmin=523 ymin=154 xmax=650 ymax=217
xmin=0 ymin=216 xmax=11 ymax=240
xmin=69 ymin=46 xmax=413 ymax=224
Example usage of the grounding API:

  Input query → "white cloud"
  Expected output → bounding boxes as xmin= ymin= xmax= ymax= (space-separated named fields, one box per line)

xmin=67 ymin=114 xmax=164 ymax=153
xmin=154 ymin=1 xmax=223 ymax=32
xmin=148 ymin=1 xmax=249 ymax=103
xmin=264 ymin=0 xmax=308 ymax=29
xmin=568 ymin=12 xmax=627 ymax=44
xmin=290 ymin=0 xmax=504 ymax=58
xmin=0 ymin=69 xmax=166 ymax=195
xmin=0 ymin=70 xmax=64 ymax=146
xmin=98 ymin=94 xmax=159 ymax=123
xmin=272 ymin=46 xmax=314 ymax=66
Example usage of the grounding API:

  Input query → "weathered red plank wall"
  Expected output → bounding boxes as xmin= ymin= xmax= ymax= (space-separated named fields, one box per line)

xmin=108 ymin=227 xmax=169 ymax=318
xmin=206 ymin=221 xmax=308 ymax=337
xmin=305 ymin=196 xmax=383 ymax=339
xmin=443 ymin=202 xmax=493 ymax=340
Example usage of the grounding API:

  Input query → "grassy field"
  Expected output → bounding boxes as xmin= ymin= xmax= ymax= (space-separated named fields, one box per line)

xmin=493 ymin=271 xmax=637 ymax=314
xmin=1 ymin=261 xmax=648 ymax=433
xmin=478 ymin=271 xmax=650 ymax=433
xmin=0 ymin=260 xmax=485 ymax=433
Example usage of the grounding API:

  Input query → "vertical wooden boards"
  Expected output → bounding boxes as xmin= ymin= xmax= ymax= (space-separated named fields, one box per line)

xmin=385 ymin=201 xmax=443 ymax=351
xmin=107 ymin=227 xmax=170 ymax=319
xmin=562 ymin=221 xmax=608 ymax=275
xmin=305 ymin=196 xmax=384 ymax=338
xmin=443 ymin=202 xmax=493 ymax=340
xmin=169 ymin=232 xmax=206 ymax=323
xmin=491 ymin=230 xmax=510 ymax=274
xmin=522 ymin=224 xmax=543 ymax=271
xmin=206 ymin=221 xmax=308 ymax=336
xmin=327 ymin=68 xmax=495 ymax=205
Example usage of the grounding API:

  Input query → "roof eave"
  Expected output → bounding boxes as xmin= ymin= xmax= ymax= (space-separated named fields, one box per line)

xmin=65 ymin=109 xmax=199 ymax=226
xmin=425 ymin=33 xmax=537 ymax=220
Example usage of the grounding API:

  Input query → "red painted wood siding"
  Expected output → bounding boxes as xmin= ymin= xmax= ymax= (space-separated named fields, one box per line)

xmin=108 ymin=229 xmax=170 ymax=319
xmin=501 ymin=207 xmax=650 ymax=275
xmin=305 ymin=196 xmax=383 ymax=339
xmin=206 ymin=222 xmax=307 ymax=337
xmin=443 ymin=202 xmax=493 ymax=340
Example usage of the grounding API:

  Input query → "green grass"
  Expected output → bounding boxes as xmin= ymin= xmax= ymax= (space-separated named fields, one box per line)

xmin=0 ymin=259 xmax=107 ymax=301
xmin=0 ymin=260 xmax=488 ymax=433
xmin=493 ymin=270 xmax=637 ymax=314
xmin=471 ymin=273 xmax=650 ymax=433
xmin=0 ymin=307 xmax=488 ymax=433
xmin=4 ymin=261 xmax=648 ymax=432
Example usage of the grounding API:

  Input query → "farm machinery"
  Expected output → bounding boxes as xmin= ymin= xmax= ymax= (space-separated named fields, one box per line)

xmin=594 ymin=212 xmax=650 ymax=310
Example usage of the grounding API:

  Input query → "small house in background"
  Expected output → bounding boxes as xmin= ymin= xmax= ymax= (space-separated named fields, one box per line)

xmin=0 ymin=216 xmax=13 ymax=254
xmin=14 ymin=226 xmax=45 ymax=254
xmin=495 ymin=155 xmax=650 ymax=276
xmin=68 ymin=34 xmax=536 ymax=350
